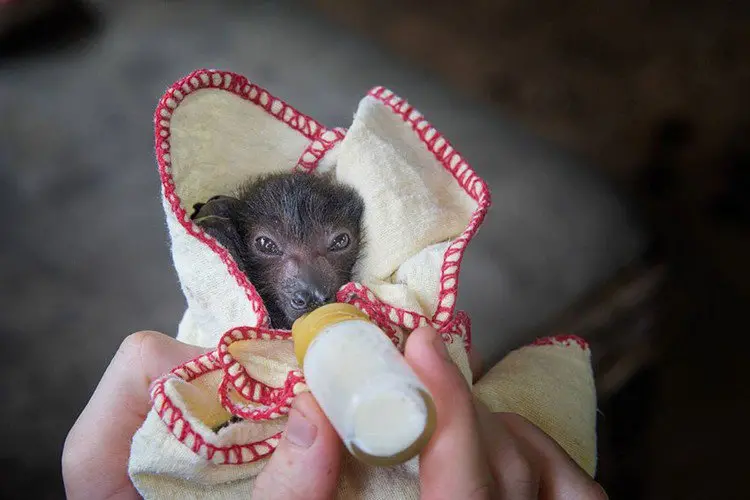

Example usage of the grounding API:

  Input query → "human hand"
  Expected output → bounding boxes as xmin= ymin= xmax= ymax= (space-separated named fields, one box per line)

xmin=405 ymin=326 xmax=608 ymax=499
xmin=254 ymin=326 xmax=607 ymax=499
xmin=62 ymin=328 xmax=607 ymax=500
xmin=61 ymin=331 xmax=341 ymax=500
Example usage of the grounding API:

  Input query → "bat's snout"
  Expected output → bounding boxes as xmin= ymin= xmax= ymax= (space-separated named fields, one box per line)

xmin=290 ymin=286 xmax=332 ymax=312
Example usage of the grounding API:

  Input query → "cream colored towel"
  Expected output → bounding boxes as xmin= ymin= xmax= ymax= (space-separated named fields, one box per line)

xmin=128 ymin=69 xmax=596 ymax=499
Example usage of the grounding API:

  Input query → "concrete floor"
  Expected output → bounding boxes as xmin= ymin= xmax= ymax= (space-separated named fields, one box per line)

xmin=0 ymin=1 xmax=643 ymax=497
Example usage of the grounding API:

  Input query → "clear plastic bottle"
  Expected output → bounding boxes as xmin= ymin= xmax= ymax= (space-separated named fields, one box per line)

xmin=291 ymin=303 xmax=436 ymax=466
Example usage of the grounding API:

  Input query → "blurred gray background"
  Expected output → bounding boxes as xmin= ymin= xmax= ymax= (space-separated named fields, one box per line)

xmin=1 ymin=1 xmax=747 ymax=498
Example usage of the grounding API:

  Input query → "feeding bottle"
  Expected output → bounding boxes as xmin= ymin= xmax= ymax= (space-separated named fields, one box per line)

xmin=291 ymin=303 xmax=436 ymax=466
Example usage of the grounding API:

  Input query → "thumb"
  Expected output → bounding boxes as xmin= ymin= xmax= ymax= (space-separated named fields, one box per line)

xmin=251 ymin=392 xmax=342 ymax=500
xmin=405 ymin=327 xmax=495 ymax=499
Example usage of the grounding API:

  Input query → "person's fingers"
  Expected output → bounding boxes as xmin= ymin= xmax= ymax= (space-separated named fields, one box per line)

xmin=468 ymin=348 xmax=483 ymax=383
xmin=499 ymin=413 xmax=608 ymax=500
xmin=62 ymin=331 xmax=210 ymax=500
xmin=252 ymin=392 xmax=342 ymax=500
xmin=405 ymin=327 xmax=495 ymax=499
xmin=474 ymin=401 xmax=542 ymax=499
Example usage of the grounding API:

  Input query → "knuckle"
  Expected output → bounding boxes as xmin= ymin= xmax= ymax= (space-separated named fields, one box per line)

xmin=118 ymin=331 xmax=161 ymax=358
xmin=114 ymin=331 xmax=167 ymax=377
xmin=500 ymin=443 xmax=533 ymax=477
xmin=120 ymin=330 xmax=160 ymax=349
xmin=496 ymin=443 xmax=539 ymax=496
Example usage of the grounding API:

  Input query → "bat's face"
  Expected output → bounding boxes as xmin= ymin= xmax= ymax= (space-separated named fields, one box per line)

xmin=247 ymin=217 xmax=360 ymax=327
xmin=192 ymin=173 xmax=364 ymax=329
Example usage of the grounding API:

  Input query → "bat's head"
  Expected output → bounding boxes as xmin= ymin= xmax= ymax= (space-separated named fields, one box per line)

xmin=192 ymin=172 xmax=365 ymax=329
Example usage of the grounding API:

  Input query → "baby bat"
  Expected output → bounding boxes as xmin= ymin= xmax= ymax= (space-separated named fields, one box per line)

xmin=190 ymin=172 xmax=365 ymax=330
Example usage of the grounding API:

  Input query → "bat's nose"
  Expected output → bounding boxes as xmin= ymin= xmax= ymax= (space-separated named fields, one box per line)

xmin=291 ymin=291 xmax=310 ymax=310
xmin=290 ymin=287 xmax=332 ymax=311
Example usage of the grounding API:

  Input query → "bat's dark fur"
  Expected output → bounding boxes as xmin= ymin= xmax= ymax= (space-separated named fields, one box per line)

xmin=191 ymin=172 xmax=365 ymax=330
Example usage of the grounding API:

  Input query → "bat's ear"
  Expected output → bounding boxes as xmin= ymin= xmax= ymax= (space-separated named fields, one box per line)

xmin=191 ymin=195 xmax=246 ymax=260
xmin=191 ymin=195 xmax=242 ymax=221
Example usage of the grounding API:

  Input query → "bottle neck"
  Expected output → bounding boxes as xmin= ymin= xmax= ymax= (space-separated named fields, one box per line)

xmin=291 ymin=303 xmax=370 ymax=368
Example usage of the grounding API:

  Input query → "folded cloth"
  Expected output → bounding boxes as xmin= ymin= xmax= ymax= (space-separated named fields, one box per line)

xmin=128 ymin=69 xmax=596 ymax=499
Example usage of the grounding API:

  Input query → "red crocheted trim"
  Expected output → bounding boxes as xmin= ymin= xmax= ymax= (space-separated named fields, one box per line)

xmin=335 ymin=283 xmax=472 ymax=352
xmin=442 ymin=310 xmax=472 ymax=347
xmin=336 ymin=282 xmax=426 ymax=350
xmin=368 ymin=87 xmax=490 ymax=335
xmin=155 ymin=69 xmax=343 ymax=328
xmin=328 ymin=88 xmax=492 ymax=351
xmin=149 ymin=350 xmax=284 ymax=465
xmin=295 ymin=127 xmax=347 ymax=173
xmin=531 ymin=334 xmax=589 ymax=350
xmin=215 ymin=327 xmax=307 ymax=422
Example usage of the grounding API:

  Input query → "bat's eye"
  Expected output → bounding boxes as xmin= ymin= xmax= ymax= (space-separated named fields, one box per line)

xmin=329 ymin=233 xmax=350 ymax=251
xmin=255 ymin=236 xmax=282 ymax=255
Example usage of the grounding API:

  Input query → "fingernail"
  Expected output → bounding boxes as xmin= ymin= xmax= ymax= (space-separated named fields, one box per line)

xmin=285 ymin=408 xmax=318 ymax=448
xmin=432 ymin=332 xmax=451 ymax=361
